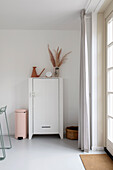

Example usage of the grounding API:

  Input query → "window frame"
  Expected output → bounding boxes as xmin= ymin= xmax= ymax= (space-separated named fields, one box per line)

xmin=106 ymin=12 xmax=113 ymax=155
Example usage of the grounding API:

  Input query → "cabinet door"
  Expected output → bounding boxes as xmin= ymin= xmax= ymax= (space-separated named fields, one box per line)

xmin=33 ymin=79 xmax=58 ymax=134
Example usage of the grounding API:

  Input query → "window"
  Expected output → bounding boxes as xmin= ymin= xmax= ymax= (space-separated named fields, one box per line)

xmin=106 ymin=13 xmax=113 ymax=154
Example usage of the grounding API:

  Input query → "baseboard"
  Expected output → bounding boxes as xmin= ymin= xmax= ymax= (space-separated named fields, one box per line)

xmin=104 ymin=147 xmax=113 ymax=160
xmin=91 ymin=146 xmax=104 ymax=151
xmin=2 ymin=134 xmax=14 ymax=137
xmin=3 ymin=133 xmax=14 ymax=136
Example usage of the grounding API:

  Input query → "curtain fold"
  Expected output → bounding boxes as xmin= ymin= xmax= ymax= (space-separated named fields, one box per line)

xmin=78 ymin=9 xmax=90 ymax=152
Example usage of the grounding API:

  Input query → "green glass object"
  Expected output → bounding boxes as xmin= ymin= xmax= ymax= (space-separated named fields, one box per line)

xmin=0 ymin=123 xmax=6 ymax=160
xmin=0 ymin=106 xmax=12 ymax=149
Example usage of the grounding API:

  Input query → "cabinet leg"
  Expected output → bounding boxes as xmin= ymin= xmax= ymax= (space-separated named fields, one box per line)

xmin=59 ymin=133 xmax=63 ymax=139
xmin=29 ymin=134 xmax=33 ymax=140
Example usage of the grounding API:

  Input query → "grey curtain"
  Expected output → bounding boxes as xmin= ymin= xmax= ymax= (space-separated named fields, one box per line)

xmin=78 ymin=9 xmax=90 ymax=152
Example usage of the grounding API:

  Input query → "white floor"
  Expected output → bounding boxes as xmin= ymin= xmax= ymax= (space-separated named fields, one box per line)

xmin=0 ymin=135 xmax=105 ymax=170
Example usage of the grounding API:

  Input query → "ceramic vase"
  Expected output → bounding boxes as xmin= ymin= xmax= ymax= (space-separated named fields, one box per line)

xmin=54 ymin=67 xmax=59 ymax=77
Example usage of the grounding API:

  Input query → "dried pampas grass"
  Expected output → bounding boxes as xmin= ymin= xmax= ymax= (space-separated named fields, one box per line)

xmin=58 ymin=51 xmax=71 ymax=67
xmin=48 ymin=45 xmax=56 ymax=67
xmin=48 ymin=45 xmax=71 ymax=67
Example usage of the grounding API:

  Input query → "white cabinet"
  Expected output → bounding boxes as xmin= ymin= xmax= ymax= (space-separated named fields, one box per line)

xmin=28 ymin=78 xmax=63 ymax=139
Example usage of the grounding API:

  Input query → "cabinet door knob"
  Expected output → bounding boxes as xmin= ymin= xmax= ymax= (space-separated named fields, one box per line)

xmin=32 ymin=92 xmax=39 ymax=97
xmin=31 ymin=92 xmax=35 ymax=97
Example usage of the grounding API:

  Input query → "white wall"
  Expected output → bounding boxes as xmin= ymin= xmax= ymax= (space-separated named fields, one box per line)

xmin=0 ymin=30 xmax=80 ymax=135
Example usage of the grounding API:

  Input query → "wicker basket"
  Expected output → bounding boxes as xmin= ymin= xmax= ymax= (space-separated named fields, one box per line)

xmin=66 ymin=126 xmax=78 ymax=140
